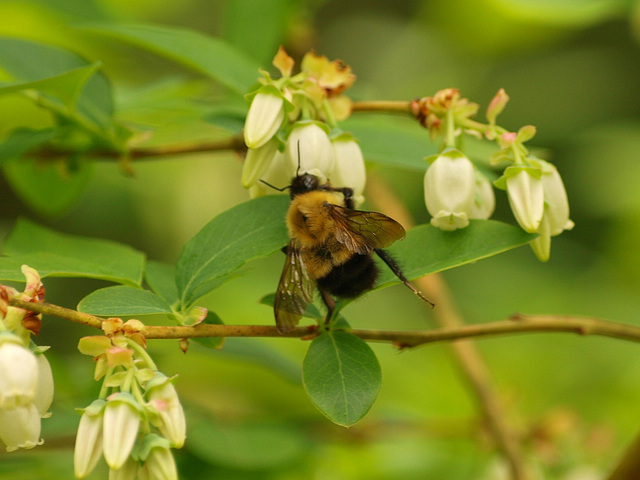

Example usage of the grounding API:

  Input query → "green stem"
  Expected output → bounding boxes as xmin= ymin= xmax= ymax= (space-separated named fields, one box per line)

xmin=445 ymin=109 xmax=457 ymax=148
xmin=98 ymin=366 xmax=115 ymax=399
xmin=126 ymin=337 xmax=158 ymax=371
xmin=130 ymin=375 xmax=146 ymax=407
xmin=322 ymin=100 xmax=338 ymax=128
xmin=120 ymin=367 xmax=136 ymax=394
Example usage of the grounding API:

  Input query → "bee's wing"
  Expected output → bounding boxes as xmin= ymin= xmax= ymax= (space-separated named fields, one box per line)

xmin=327 ymin=204 xmax=406 ymax=253
xmin=274 ymin=242 xmax=316 ymax=333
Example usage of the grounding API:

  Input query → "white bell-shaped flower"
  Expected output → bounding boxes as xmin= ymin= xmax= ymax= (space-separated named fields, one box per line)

xmin=0 ymin=336 xmax=38 ymax=409
xmin=470 ymin=172 xmax=496 ymax=220
xmin=102 ymin=393 xmax=141 ymax=470
xmin=535 ymin=159 xmax=573 ymax=235
xmin=74 ymin=400 xmax=105 ymax=479
xmin=244 ymin=91 xmax=285 ymax=149
xmin=33 ymin=352 xmax=54 ymax=418
xmin=329 ymin=135 xmax=366 ymax=206
xmin=285 ymin=121 xmax=335 ymax=182
xmin=241 ymin=138 xmax=280 ymax=189
xmin=0 ymin=402 xmax=42 ymax=451
xmin=424 ymin=149 xmax=476 ymax=231
xmin=505 ymin=167 xmax=544 ymax=233
xmin=146 ymin=375 xmax=186 ymax=448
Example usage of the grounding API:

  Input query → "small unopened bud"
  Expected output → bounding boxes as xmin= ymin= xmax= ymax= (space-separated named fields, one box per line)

xmin=486 ymin=88 xmax=509 ymax=124
xmin=74 ymin=400 xmax=106 ymax=478
xmin=244 ymin=92 xmax=285 ymax=149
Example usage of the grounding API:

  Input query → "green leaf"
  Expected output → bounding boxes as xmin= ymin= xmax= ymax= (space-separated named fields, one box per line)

xmin=203 ymin=103 xmax=248 ymax=134
xmin=0 ymin=218 xmax=145 ymax=285
xmin=303 ymin=331 xmax=381 ymax=427
xmin=2 ymin=156 xmax=93 ymax=217
xmin=77 ymin=286 xmax=172 ymax=316
xmin=176 ymin=195 xmax=289 ymax=308
xmin=78 ymin=23 xmax=260 ymax=95
xmin=0 ymin=63 xmax=101 ymax=109
xmin=223 ymin=0 xmax=290 ymax=64
xmin=144 ymin=260 xmax=179 ymax=306
xmin=375 ymin=219 xmax=537 ymax=288
xmin=188 ymin=415 xmax=307 ymax=470
xmin=0 ymin=128 xmax=56 ymax=166
xmin=343 ymin=116 xmax=438 ymax=171
xmin=0 ymin=37 xmax=117 ymax=133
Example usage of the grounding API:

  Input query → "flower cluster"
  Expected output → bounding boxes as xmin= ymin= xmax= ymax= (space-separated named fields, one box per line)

xmin=74 ymin=318 xmax=186 ymax=479
xmin=242 ymin=47 xmax=366 ymax=205
xmin=0 ymin=265 xmax=53 ymax=452
xmin=419 ymin=88 xmax=573 ymax=261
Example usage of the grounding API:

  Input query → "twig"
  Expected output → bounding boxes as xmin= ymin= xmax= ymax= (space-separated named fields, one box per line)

xmin=351 ymin=100 xmax=413 ymax=114
xmin=365 ymin=174 xmax=532 ymax=480
xmin=29 ymin=135 xmax=247 ymax=161
xmin=607 ymin=429 xmax=640 ymax=480
xmin=9 ymin=298 xmax=640 ymax=344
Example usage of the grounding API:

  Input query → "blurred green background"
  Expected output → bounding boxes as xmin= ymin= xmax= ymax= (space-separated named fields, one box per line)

xmin=2 ymin=0 xmax=640 ymax=478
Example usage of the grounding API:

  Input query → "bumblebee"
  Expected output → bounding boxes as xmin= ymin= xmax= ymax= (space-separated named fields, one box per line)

xmin=274 ymin=172 xmax=433 ymax=333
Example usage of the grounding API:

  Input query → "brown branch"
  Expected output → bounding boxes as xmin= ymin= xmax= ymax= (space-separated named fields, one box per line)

xmin=365 ymin=174 xmax=533 ymax=480
xmin=29 ymin=134 xmax=246 ymax=161
xmin=351 ymin=100 xmax=413 ymax=114
xmin=607 ymin=429 xmax=640 ymax=480
xmin=9 ymin=298 xmax=640 ymax=344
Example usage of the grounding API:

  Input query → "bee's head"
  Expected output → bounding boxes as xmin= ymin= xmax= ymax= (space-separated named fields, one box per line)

xmin=290 ymin=173 xmax=319 ymax=198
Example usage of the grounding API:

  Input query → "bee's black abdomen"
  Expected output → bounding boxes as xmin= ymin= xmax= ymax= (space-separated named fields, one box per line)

xmin=317 ymin=254 xmax=378 ymax=298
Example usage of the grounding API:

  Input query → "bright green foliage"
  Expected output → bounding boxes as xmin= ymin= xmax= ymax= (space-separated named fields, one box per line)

xmin=303 ymin=331 xmax=382 ymax=427
xmin=77 ymin=286 xmax=173 ymax=316
xmin=0 ymin=219 xmax=145 ymax=286
xmin=377 ymin=220 xmax=537 ymax=287
xmin=175 ymin=195 xmax=290 ymax=308
xmin=78 ymin=23 xmax=260 ymax=94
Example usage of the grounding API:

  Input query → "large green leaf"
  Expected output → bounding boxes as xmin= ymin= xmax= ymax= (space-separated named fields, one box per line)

xmin=375 ymin=219 xmax=537 ymax=287
xmin=78 ymin=23 xmax=260 ymax=95
xmin=176 ymin=195 xmax=289 ymax=308
xmin=343 ymin=116 xmax=438 ymax=171
xmin=0 ymin=128 xmax=56 ymax=167
xmin=3 ymin=156 xmax=93 ymax=217
xmin=0 ymin=63 xmax=101 ymax=109
xmin=77 ymin=285 xmax=172 ymax=316
xmin=223 ymin=0 xmax=291 ymax=64
xmin=0 ymin=218 xmax=145 ymax=286
xmin=303 ymin=331 xmax=381 ymax=427
xmin=144 ymin=260 xmax=179 ymax=307
xmin=0 ymin=37 xmax=116 ymax=132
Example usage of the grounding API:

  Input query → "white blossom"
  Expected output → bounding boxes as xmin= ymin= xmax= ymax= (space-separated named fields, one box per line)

xmin=424 ymin=149 xmax=476 ymax=231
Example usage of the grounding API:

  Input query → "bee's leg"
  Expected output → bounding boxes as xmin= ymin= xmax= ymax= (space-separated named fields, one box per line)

xmin=374 ymin=249 xmax=435 ymax=308
xmin=319 ymin=287 xmax=336 ymax=327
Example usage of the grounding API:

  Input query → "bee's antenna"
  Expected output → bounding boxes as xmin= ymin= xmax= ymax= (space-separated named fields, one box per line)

xmin=295 ymin=139 xmax=302 ymax=177
xmin=259 ymin=179 xmax=289 ymax=192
